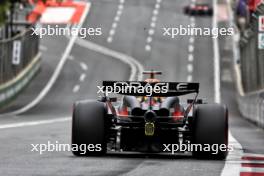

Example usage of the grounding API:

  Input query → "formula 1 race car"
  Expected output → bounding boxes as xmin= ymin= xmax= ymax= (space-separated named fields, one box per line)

xmin=184 ymin=3 xmax=213 ymax=16
xmin=72 ymin=71 xmax=228 ymax=159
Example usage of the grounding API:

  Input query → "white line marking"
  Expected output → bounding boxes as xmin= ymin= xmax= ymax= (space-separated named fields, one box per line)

xmin=153 ymin=9 xmax=159 ymax=15
xmin=79 ymin=73 xmax=86 ymax=82
xmin=229 ymin=160 xmax=264 ymax=164
xmin=149 ymin=29 xmax=155 ymax=35
xmin=150 ymin=22 xmax=156 ymax=28
xmin=157 ymin=0 xmax=162 ymax=3
xmin=188 ymin=45 xmax=194 ymax=52
xmin=189 ymin=37 xmax=195 ymax=44
xmin=118 ymin=4 xmax=124 ymax=10
xmin=80 ymin=62 xmax=88 ymax=71
xmin=212 ymin=0 xmax=221 ymax=103
xmin=73 ymin=85 xmax=80 ymax=93
xmin=187 ymin=64 xmax=193 ymax=73
xmin=190 ymin=17 xmax=195 ymax=23
xmin=117 ymin=9 xmax=122 ymax=16
xmin=221 ymin=132 xmax=243 ymax=176
xmin=187 ymin=75 xmax=193 ymax=82
xmin=39 ymin=45 xmax=47 ymax=51
xmin=146 ymin=37 xmax=152 ymax=43
xmin=151 ymin=16 xmax=157 ymax=22
xmin=75 ymin=38 xmax=144 ymax=81
xmin=109 ymin=29 xmax=115 ymax=36
xmin=145 ymin=45 xmax=151 ymax=51
xmin=188 ymin=54 xmax=194 ymax=62
xmin=240 ymin=167 xmax=264 ymax=173
xmin=155 ymin=4 xmax=160 ymax=9
xmin=112 ymin=22 xmax=117 ymax=29
xmin=1 ymin=3 xmax=91 ymax=116
xmin=243 ymin=153 xmax=264 ymax=157
xmin=107 ymin=37 xmax=113 ymax=43
xmin=68 ymin=55 xmax=74 ymax=61
xmin=191 ymin=22 xmax=195 ymax=27
xmin=0 ymin=117 xmax=70 ymax=129
xmin=114 ymin=16 xmax=120 ymax=22
xmin=107 ymin=0 xmax=124 ymax=43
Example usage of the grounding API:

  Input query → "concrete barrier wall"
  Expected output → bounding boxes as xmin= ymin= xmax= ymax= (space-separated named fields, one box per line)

xmin=237 ymin=91 xmax=264 ymax=128
xmin=0 ymin=53 xmax=41 ymax=109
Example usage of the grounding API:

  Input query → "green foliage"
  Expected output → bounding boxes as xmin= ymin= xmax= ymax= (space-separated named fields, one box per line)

xmin=0 ymin=0 xmax=9 ymax=26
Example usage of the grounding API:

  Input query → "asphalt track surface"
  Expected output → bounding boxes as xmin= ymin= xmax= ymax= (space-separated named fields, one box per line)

xmin=0 ymin=0 xmax=263 ymax=175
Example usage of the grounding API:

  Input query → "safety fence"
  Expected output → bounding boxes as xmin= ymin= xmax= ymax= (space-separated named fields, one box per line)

xmin=0 ymin=25 xmax=39 ymax=84
xmin=0 ymin=24 xmax=41 ymax=109
xmin=233 ymin=2 xmax=264 ymax=128
xmin=239 ymin=3 xmax=264 ymax=93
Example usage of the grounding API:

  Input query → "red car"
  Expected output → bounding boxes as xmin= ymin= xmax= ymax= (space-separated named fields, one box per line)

xmin=184 ymin=3 xmax=213 ymax=16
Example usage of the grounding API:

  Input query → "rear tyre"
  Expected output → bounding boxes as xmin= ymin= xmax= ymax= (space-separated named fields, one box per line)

xmin=192 ymin=104 xmax=228 ymax=159
xmin=72 ymin=100 xmax=107 ymax=156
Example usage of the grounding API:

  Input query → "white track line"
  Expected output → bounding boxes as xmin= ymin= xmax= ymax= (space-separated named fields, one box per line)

xmin=107 ymin=0 xmax=125 ymax=43
xmin=145 ymin=45 xmax=151 ymax=51
xmin=188 ymin=54 xmax=194 ymax=62
xmin=75 ymin=38 xmax=144 ymax=81
xmin=188 ymin=45 xmax=194 ymax=52
xmin=189 ymin=37 xmax=195 ymax=44
xmin=187 ymin=64 xmax=193 ymax=73
xmin=187 ymin=75 xmax=193 ymax=82
xmin=73 ymin=85 xmax=80 ymax=93
xmin=39 ymin=45 xmax=47 ymax=51
xmin=0 ymin=3 xmax=91 ymax=117
xmin=79 ymin=73 xmax=86 ymax=82
xmin=80 ymin=62 xmax=88 ymax=71
xmin=221 ymin=132 xmax=243 ymax=176
xmin=68 ymin=55 xmax=74 ymax=61
xmin=0 ymin=118 xmax=70 ymax=129
xmin=145 ymin=0 xmax=161 ymax=51
xmin=212 ymin=0 xmax=221 ymax=104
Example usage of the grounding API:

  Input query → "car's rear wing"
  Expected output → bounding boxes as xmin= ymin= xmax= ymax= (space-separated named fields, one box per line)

xmin=101 ymin=81 xmax=199 ymax=97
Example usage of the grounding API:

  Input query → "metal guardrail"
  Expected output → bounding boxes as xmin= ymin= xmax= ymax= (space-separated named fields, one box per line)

xmin=239 ymin=3 xmax=264 ymax=93
xmin=237 ymin=90 xmax=264 ymax=128
xmin=0 ymin=26 xmax=39 ymax=84
xmin=233 ymin=3 xmax=264 ymax=128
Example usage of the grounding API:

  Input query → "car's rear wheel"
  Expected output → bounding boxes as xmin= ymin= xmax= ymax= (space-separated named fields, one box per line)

xmin=192 ymin=104 xmax=228 ymax=159
xmin=72 ymin=100 xmax=107 ymax=156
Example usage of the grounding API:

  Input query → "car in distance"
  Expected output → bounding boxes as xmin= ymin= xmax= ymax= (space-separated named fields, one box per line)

xmin=184 ymin=3 xmax=213 ymax=16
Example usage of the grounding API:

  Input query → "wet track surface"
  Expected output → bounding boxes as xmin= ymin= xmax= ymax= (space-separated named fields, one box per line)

xmin=0 ymin=0 xmax=263 ymax=175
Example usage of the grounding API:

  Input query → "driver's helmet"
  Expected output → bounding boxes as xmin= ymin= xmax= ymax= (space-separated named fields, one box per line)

xmin=139 ymin=78 xmax=162 ymax=103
